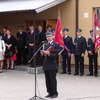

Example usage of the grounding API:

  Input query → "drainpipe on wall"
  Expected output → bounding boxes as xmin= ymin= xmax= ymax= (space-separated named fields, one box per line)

xmin=76 ymin=0 xmax=79 ymax=33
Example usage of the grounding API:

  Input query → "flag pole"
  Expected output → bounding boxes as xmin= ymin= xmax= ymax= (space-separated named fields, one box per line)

xmin=58 ymin=8 xmax=63 ymax=36
xmin=58 ymin=8 xmax=61 ymax=17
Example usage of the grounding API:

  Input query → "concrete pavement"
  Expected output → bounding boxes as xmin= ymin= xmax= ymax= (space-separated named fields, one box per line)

xmin=0 ymin=70 xmax=100 ymax=100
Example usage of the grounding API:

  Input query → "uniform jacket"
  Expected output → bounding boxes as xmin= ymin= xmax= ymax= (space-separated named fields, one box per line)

xmin=62 ymin=36 xmax=74 ymax=55
xmin=74 ymin=36 xmax=87 ymax=55
xmin=87 ymin=37 xmax=98 ymax=56
xmin=43 ymin=41 xmax=62 ymax=70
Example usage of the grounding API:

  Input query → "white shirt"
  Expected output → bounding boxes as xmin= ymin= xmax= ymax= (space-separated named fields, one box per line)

xmin=20 ymin=32 xmax=22 ymax=35
xmin=0 ymin=40 xmax=6 ymax=52
xmin=78 ymin=36 xmax=82 ymax=38
xmin=49 ymin=40 xmax=53 ymax=44
xmin=31 ymin=30 xmax=34 ymax=34
xmin=64 ymin=35 xmax=68 ymax=39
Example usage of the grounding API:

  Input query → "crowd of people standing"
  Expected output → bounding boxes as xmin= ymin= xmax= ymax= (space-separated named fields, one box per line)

xmin=0 ymin=24 xmax=99 ymax=77
xmin=0 ymin=25 xmax=47 ymax=72
xmin=0 ymin=24 xmax=99 ymax=99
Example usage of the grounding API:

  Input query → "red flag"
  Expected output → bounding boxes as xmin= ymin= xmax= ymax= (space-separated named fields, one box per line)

xmin=54 ymin=16 xmax=64 ymax=47
xmin=94 ymin=13 xmax=99 ymax=30
xmin=94 ymin=12 xmax=100 ymax=49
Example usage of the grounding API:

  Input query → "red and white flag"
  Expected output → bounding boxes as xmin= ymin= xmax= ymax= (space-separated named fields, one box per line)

xmin=94 ymin=12 xmax=100 ymax=49
xmin=94 ymin=12 xmax=99 ymax=30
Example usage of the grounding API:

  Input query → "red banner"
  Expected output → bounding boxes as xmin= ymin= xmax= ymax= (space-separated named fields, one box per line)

xmin=94 ymin=12 xmax=100 ymax=49
xmin=54 ymin=16 xmax=64 ymax=47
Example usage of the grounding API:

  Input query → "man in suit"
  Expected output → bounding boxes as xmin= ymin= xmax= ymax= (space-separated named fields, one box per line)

xmin=36 ymin=25 xmax=46 ymax=66
xmin=87 ymin=30 xmax=98 ymax=77
xmin=46 ymin=24 xmax=52 ymax=32
xmin=62 ymin=28 xmax=74 ymax=74
xmin=16 ymin=28 xmax=27 ymax=65
xmin=37 ymin=25 xmax=46 ymax=45
xmin=74 ymin=29 xmax=87 ymax=76
xmin=26 ymin=25 xmax=37 ymax=67
xmin=41 ymin=32 xmax=62 ymax=98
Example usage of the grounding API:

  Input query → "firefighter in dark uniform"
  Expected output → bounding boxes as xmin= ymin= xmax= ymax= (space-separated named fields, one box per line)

xmin=74 ymin=29 xmax=87 ymax=76
xmin=87 ymin=30 xmax=98 ymax=77
xmin=41 ymin=32 xmax=62 ymax=98
xmin=62 ymin=28 xmax=74 ymax=74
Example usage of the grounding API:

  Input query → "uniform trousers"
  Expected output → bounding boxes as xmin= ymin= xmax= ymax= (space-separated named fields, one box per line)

xmin=62 ymin=54 xmax=71 ymax=73
xmin=75 ymin=55 xmax=84 ymax=74
xmin=88 ymin=54 xmax=98 ymax=75
xmin=44 ymin=70 xmax=58 ymax=96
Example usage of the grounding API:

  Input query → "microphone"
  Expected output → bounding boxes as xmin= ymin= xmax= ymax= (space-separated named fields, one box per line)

xmin=39 ymin=41 xmax=47 ymax=48
xmin=41 ymin=41 xmax=47 ymax=44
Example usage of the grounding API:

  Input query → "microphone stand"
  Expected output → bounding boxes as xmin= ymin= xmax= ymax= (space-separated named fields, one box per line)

xmin=28 ymin=43 xmax=46 ymax=100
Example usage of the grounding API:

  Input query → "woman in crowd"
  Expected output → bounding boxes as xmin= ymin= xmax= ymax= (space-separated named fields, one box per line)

xmin=0 ymin=35 xmax=6 ymax=73
xmin=5 ymin=29 xmax=17 ymax=70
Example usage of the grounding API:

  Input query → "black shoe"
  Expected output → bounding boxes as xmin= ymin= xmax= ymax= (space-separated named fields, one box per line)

xmin=94 ymin=74 xmax=98 ymax=77
xmin=61 ymin=72 xmax=66 ymax=74
xmin=87 ymin=74 xmax=93 ymax=76
xmin=50 ymin=94 xmax=58 ymax=98
xmin=68 ymin=72 xmax=71 ymax=75
xmin=29 ymin=65 xmax=33 ymax=67
xmin=45 ymin=94 xmax=51 ymax=98
xmin=80 ymin=73 xmax=84 ymax=76
xmin=74 ymin=73 xmax=79 ymax=76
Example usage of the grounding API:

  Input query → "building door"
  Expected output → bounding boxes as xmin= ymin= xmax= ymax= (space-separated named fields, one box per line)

xmin=47 ymin=19 xmax=57 ymax=29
